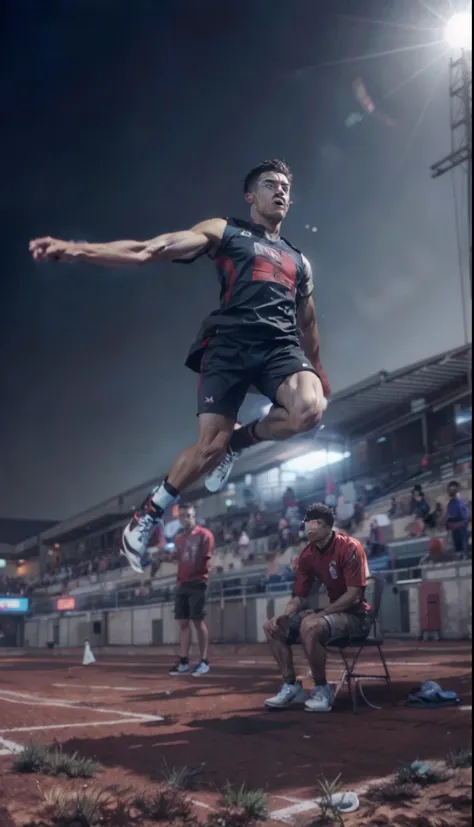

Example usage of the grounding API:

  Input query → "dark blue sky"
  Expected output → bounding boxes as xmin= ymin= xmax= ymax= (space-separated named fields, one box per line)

xmin=0 ymin=0 xmax=470 ymax=520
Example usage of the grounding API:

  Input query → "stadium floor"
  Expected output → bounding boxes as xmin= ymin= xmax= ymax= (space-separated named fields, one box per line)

xmin=0 ymin=641 xmax=471 ymax=825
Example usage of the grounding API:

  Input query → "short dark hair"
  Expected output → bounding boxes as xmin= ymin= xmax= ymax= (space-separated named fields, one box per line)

xmin=448 ymin=480 xmax=459 ymax=489
xmin=178 ymin=502 xmax=196 ymax=511
xmin=303 ymin=503 xmax=335 ymax=527
xmin=243 ymin=159 xmax=292 ymax=193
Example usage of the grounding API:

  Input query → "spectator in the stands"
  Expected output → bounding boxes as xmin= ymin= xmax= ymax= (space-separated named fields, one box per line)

xmin=388 ymin=496 xmax=398 ymax=519
xmin=283 ymin=487 xmax=297 ymax=510
xmin=238 ymin=527 xmax=250 ymax=560
xmin=446 ymin=480 xmax=469 ymax=554
xmin=354 ymin=497 xmax=365 ymax=527
xmin=367 ymin=519 xmax=384 ymax=557
xmin=409 ymin=488 xmax=430 ymax=537
xmin=336 ymin=495 xmax=354 ymax=531
xmin=410 ymin=485 xmax=427 ymax=515
xmin=278 ymin=517 xmax=290 ymax=550
xmin=412 ymin=489 xmax=430 ymax=519
xmin=424 ymin=501 xmax=443 ymax=532
xmin=420 ymin=537 xmax=454 ymax=565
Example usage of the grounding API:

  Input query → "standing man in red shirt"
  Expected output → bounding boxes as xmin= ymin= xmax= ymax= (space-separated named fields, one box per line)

xmin=264 ymin=503 xmax=371 ymax=713
xmin=167 ymin=504 xmax=214 ymax=677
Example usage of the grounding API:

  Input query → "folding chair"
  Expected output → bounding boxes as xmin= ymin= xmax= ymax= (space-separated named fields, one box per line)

xmin=326 ymin=576 xmax=397 ymax=713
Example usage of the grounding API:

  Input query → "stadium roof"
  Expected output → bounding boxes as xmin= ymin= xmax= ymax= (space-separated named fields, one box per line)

xmin=0 ymin=518 xmax=58 ymax=546
xmin=12 ymin=344 xmax=471 ymax=553
xmin=321 ymin=343 xmax=471 ymax=438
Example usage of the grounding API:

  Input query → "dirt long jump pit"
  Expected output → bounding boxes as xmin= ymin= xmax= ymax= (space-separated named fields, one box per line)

xmin=0 ymin=641 xmax=471 ymax=826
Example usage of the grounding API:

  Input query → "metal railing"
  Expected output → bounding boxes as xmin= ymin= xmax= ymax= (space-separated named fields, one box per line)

xmin=28 ymin=563 xmax=448 ymax=616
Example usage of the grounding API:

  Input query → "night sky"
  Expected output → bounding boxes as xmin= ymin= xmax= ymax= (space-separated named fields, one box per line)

xmin=1 ymin=0 xmax=471 ymax=521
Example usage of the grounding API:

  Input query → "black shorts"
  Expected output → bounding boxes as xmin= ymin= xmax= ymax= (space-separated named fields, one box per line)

xmin=197 ymin=334 xmax=317 ymax=418
xmin=174 ymin=581 xmax=207 ymax=621
xmin=282 ymin=610 xmax=372 ymax=645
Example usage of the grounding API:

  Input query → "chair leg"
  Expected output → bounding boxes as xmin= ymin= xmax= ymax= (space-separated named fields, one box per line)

xmin=341 ymin=647 xmax=362 ymax=713
xmin=378 ymin=645 xmax=397 ymax=706
xmin=334 ymin=668 xmax=348 ymax=700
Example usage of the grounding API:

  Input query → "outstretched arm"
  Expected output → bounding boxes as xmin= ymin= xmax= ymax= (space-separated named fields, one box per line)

xmin=29 ymin=218 xmax=226 ymax=268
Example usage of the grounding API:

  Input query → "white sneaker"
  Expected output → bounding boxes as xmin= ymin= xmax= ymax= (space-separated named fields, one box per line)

xmin=264 ymin=682 xmax=307 ymax=709
xmin=192 ymin=661 xmax=210 ymax=677
xmin=304 ymin=684 xmax=335 ymax=713
xmin=169 ymin=661 xmax=190 ymax=676
xmin=121 ymin=496 xmax=162 ymax=573
xmin=205 ymin=450 xmax=239 ymax=493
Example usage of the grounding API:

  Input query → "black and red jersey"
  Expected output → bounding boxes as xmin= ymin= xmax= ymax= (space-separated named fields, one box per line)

xmin=184 ymin=218 xmax=313 ymax=373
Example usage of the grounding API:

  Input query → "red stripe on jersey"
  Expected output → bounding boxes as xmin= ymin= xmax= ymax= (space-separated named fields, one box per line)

xmin=216 ymin=255 xmax=238 ymax=304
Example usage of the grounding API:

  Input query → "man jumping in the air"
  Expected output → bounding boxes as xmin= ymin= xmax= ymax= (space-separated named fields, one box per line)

xmin=29 ymin=159 xmax=330 ymax=573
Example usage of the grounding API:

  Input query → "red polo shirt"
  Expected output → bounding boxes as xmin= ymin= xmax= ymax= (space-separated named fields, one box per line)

xmin=174 ymin=525 xmax=214 ymax=586
xmin=293 ymin=532 xmax=370 ymax=612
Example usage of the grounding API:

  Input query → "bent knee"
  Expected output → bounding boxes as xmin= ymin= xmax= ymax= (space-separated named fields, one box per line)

xmin=300 ymin=615 xmax=327 ymax=640
xmin=293 ymin=401 xmax=322 ymax=433
xmin=263 ymin=619 xmax=274 ymax=638
xmin=263 ymin=618 xmax=281 ymax=640
xmin=196 ymin=432 xmax=229 ymax=467
xmin=178 ymin=619 xmax=190 ymax=630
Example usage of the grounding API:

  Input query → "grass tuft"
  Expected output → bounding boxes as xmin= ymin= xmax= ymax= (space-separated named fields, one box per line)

xmin=161 ymin=758 xmax=205 ymax=790
xmin=13 ymin=741 xmax=97 ymax=779
xmin=446 ymin=748 xmax=472 ymax=769
xmin=220 ymin=783 xmax=268 ymax=822
xmin=41 ymin=785 xmax=132 ymax=826
xmin=134 ymin=785 xmax=192 ymax=822
xmin=396 ymin=760 xmax=452 ymax=787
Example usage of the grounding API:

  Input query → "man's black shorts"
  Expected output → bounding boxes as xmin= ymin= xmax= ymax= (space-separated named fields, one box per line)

xmin=174 ymin=581 xmax=207 ymax=621
xmin=197 ymin=334 xmax=317 ymax=418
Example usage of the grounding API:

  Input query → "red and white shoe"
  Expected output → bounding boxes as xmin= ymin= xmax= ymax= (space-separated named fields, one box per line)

xmin=121 ymin=493 xmax=162 ymax=574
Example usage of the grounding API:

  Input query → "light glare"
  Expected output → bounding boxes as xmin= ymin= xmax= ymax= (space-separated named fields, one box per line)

xmin=282 ymin=450 xmax=350 ymax=474
xmin=444 ymin=13 xmax=472 ymax=51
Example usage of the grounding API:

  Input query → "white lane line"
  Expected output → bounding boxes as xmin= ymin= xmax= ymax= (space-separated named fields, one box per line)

xmin=238 ymin=660 xmax=257 ymax=665
xmin=1 ymin=719 xmax=157 ymax=734
xmin=53 ymin=684 xmax=143 ymax=691
xmin=459 ymin=705 xmax=472 ymax=711
xmin=191 ymin=799 xmax=214 ymax=811
xmin=0 ymin=736 xmax=23 ymax=755
xmin=0 ymin=689 xmax=162 ymax=723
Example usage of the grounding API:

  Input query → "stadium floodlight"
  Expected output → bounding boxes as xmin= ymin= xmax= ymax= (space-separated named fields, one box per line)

xmin=444 ymin=12 xmax=472 ymax=51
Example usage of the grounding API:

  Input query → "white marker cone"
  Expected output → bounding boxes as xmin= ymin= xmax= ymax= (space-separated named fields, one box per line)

xmin=82 ymin=640 xmax=96 ymax=666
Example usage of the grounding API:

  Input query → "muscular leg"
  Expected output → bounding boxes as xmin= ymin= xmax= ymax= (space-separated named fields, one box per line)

xmin=193 ymin=619 xmax=209 ymax=661
xmin=264 ymin=620 xmax=297 ymax=683
xmin=299 ymin=615 xmax=328 ymax=685
xmin=178 ymin=619 xmax=191 ymax=659
xmin=167 ymin=413 xmax=235 ymax=491
xmin=256 ymin=371 xmax=326 ymax=441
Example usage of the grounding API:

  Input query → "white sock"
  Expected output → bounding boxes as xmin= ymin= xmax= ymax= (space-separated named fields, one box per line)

xmin=150 ymin=482 xmax=179 ymax=512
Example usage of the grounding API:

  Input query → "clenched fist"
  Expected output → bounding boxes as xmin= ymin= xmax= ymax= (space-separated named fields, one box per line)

xmin=29 ymin=237 xmax=75 ymax=263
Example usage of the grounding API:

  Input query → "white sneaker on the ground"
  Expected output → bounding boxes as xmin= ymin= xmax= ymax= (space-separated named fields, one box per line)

xmin=169 ymin=661 xmax=190 ymax=676
xmin=304 ymin=684 xmax=335 ymax=713
xmin=264 ymin=682 xmax=307 ymax=709
xmin=192 ymin=661 xmax=210 ymax=677
xmin=121 ymin=494 xmax=162 ymax=573
xmin=205 ymin=449 xmax=239 ymax=493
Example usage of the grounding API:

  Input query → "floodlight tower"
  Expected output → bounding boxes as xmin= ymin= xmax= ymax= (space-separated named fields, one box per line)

xmin=430 ymin=12 xmax=472 ymax=308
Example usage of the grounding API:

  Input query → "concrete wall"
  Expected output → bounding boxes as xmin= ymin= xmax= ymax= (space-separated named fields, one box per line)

xmin=425 ymin=562 xmax=472 ymax=639
xmin=23 ymin=563 xmax=471 ymax=648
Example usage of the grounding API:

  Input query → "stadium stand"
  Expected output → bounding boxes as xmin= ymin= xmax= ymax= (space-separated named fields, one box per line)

xmin=1 ymin=345 xmax=471 ymax=647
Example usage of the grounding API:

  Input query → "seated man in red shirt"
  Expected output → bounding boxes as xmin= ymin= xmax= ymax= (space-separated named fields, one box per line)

xmin=264 ymin=503 xmax=371 ymax=713
xmin=166 ymin=504 xmax=214 ymax=677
